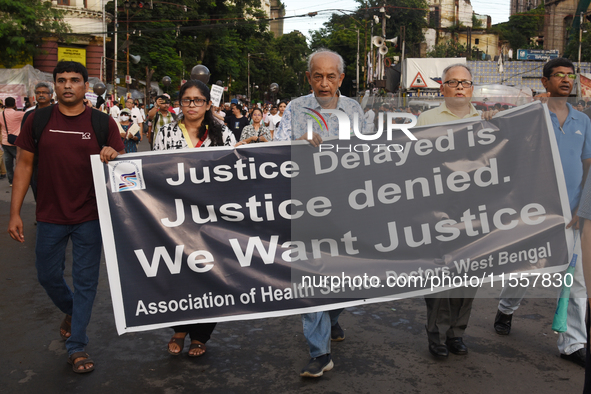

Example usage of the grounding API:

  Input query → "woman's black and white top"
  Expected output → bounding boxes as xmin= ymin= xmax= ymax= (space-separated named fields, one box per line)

xmin=153 ymin=121 xmax=236 ymax=150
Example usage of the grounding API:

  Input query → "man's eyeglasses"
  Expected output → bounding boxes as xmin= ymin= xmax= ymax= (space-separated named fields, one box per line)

xmin=443 ymin=80 xmax=473 ymax=88
xmin=550 ymin=72 xmax=577 ymax=80
xmin=180 ymin=98 xmax=207 ymax=107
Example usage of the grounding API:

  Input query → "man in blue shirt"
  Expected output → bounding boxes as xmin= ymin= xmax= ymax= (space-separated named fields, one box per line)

xmin=275 ymin=48 xmax=366 ymax=378
xmin=494 ymin=58 xmax=591 ymax=368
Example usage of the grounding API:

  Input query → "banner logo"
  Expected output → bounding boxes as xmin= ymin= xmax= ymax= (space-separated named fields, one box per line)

xmin=304 ymin=107 xmax=328 ymax=132
xmin=109 ymin=159 xmax=146 ymax=193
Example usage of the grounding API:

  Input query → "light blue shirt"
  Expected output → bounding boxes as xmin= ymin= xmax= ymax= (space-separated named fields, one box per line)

xmin=549 ymin=102 xmax=591 ymax=211
xmin=274 ymin=94 xmax=367 ymax=141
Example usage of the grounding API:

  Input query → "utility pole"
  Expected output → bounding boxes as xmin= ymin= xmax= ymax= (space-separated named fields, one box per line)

xmin=114 ymin=0 xmax=118 ymax=102
xmin=356 ymin=28 xmax=360 ymax=97
xmin=126 ymin=8 xmax=130 ymax=96
xmin=364 ymin=20 xmax=368 ymax=90
xmin=102 ymin=0 xmax=106 ymax=82
xmin=248 ymin=53 xmax=264 ymax=104
xmin=467 ymin=27 xmax=472 ymax=60
xmin=578 ymin=11 xmax=583 ymax=74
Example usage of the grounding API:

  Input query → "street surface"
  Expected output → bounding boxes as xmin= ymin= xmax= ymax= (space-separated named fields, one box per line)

xmin=0 ymin=138 xmax=584 ymax=393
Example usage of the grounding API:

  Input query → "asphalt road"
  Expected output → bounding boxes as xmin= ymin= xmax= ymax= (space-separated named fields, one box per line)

xmin=0 ymin=138 xmax=585 ymax=393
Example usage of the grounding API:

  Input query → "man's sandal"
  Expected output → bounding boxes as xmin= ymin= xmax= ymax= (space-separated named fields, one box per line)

xmin=168 ymin=336 xmax=185 ymax=356
xmin=60 ymin=315 xmax=72 ymax=340
xmin=188 ymin=341 xmax=206 ymax=357
xmin=67 ymin=352 xmax=95 ymax=374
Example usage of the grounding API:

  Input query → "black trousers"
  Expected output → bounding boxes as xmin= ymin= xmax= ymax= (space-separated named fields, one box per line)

xmin=425 ymin=287 xmax=477 ymax=344
xmin=173 ymin=323 xmax=217 ymax=344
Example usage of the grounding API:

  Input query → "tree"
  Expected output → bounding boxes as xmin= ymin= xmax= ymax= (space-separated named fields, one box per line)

xmin=427 ymin=38 xmax=467 ymax=58
xmin=309 ymin=0 xmax=428 ymax=95
xmin=564 ymin=22 xmax=591 ymax=62
xmin=0 ymin=0 xmax=70 ymax=68
xmin=104 ymin=0 xmax=309 ymax=102
xmin=492 ymin=4 xmax=544 ymax=53
xmin=472 ymin=14 xmax=484 ymax=30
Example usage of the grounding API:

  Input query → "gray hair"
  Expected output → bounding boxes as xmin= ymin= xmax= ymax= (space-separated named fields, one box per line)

xmin=441 ymin=63 xmax=472 ymax=83
xmin=307 ymin=48 xmax=345 ymax=75
xmin=35 ymin=81 xmax=54 ymax=95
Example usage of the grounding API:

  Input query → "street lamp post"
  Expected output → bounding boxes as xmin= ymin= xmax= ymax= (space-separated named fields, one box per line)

xmin=114 ymin=0 xmax=118 ymax=102
xmin=247 ymin=53 xmax=264 ymax=104
xmin=126 ymin=7 xmax=131 ymax=96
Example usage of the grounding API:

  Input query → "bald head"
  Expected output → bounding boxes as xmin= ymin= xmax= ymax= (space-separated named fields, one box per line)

xmin=307 ymin=49 xmax=345 ymax=75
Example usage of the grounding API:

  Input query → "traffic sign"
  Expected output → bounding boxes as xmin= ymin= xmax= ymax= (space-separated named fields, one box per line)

xmin=410 ymin=72 xmax=428 ymax=88
xmin=516 ymin=49 xmax=559 ymax=61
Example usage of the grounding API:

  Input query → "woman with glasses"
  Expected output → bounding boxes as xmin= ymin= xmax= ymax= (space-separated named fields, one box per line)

xmin=153 ymin=80 xmax=235 ymax=357
xmin=235 ymin=107 xmax=272 ymax=146
xmin=153 ymin=80 xmax=235 ymax=151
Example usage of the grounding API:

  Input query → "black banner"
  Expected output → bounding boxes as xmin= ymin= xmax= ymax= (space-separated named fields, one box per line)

xmin=92 ymin=102 xmax=572 ymax=334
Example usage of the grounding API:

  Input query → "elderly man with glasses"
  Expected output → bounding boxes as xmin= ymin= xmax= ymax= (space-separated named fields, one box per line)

xmin=416 ymin=64 xmax=481 ymax=359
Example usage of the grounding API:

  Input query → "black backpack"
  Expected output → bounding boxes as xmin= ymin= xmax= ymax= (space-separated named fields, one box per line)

xmin=32 ymin=104 xmax=111 ymax=149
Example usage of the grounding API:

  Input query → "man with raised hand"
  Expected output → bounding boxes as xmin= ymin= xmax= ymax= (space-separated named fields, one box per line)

xmin=494 ymin=58 xmax=591 ymax=368
xmin=7 ymin=61 xmax=124 ymax=374
xmin=275 ymin=48 xmax=366 ymax=378
xmin=416 ymin=63 xmax=481 ymax=359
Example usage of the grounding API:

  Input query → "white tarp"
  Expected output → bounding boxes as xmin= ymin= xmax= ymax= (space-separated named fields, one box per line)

xmin=0 ymin=65 xmax=53 ymax=108
xmin=0 ymin=65 xmax=107 ymax=108
xmin=402 ymin=58 xmax=467 ymax=90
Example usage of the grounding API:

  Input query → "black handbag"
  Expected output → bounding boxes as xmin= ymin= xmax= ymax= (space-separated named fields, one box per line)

xmin=3 ymin=112 xmax=17 ymax=144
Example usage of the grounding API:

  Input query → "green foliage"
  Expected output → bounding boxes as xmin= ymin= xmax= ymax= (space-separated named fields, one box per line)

xmin=106 ymin=0 xmax=308 ymax=100
xmin=492 ymin=4 xmax=544 ymax=53
xmin=0 ymin=0 xmax=71 ymax=68
xmin=427 ymin=38 xmax=467 ymax=58
xmin=310 ymin=0 xmax=428 ymax=95
xmin=472 ymin=14 xmax=483 ymax=30
xmin=564 ymin=22 xmax=591 ymax=62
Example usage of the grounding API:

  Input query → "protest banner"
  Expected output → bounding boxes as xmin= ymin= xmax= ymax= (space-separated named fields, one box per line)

xmin=92 ymin=101 xmax=572 ymax=334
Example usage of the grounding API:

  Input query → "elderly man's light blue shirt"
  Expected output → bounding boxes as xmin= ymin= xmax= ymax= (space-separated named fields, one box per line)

xmin=274 ymin=94 xmax=367 ymax=141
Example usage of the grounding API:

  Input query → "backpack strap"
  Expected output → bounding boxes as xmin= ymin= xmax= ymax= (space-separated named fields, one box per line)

xmin=91 ymin=108 xmax=111 ymax=149
xmin=32 ymin=105 xmax=55 ymax=148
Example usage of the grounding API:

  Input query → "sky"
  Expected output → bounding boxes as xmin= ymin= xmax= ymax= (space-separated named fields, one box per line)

xmin=281 ymin=0 xmax=511 ymax=39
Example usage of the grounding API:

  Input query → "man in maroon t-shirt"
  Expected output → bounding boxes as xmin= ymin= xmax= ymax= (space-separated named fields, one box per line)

xmin=8 ymin=61 xmax=124 ymax=374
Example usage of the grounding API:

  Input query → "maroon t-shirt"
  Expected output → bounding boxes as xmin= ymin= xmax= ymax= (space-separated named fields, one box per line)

xmin=18 ymin=105 xmax=124 ymax=224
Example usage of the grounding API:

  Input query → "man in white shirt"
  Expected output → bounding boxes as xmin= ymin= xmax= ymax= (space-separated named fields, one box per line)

xmin=110 ymin=102 xmax=121 ymax=121
xmin=125 ymin=98 xmax=144 ymax=134
xmin=364 ymin=104 xmax=376 ymax=133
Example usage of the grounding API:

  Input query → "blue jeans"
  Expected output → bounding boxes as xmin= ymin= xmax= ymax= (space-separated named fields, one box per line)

xmin=302 ymin=308 xmax=343 ymax=358
xmin=498 ymin=233 xmax=586 ymax=355
xmin=35 ymin=220 xmax=102 ymax=356
xmin=2 ymin=144 xmax=16 ymax=184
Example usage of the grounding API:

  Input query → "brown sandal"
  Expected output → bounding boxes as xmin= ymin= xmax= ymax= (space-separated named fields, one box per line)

xmin=60 ymin=315 xmax=72 ymax=340
xmin=67 ymin=352 xmax=95 ymax=374
xmin=188 ymin=340 xmax=206 ymax=357
xmin=168 ymin=336 xmax=185 ymax=355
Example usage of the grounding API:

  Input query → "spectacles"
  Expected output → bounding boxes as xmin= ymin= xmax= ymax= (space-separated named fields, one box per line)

xmin=443 ymin=80 xmax=473 ymax=88
xmin=180 ymin=98 xmax=207 ymax=107
xmin=312 ymin=74 xmax=339 ymax=82
xmin=550 ymin=72 xmax=577 ymax=80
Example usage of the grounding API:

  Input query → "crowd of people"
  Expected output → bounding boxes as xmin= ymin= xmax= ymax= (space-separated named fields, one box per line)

xmin=3 ymin=50 xmax=591 ymax=393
